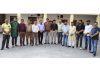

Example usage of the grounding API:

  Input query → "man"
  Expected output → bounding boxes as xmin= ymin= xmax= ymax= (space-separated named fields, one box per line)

xmin=68 ymin=22 xmax=76 ymax=48
xmin=50 ymin=20 xmax=58 ymax=44
xmin=38 ymin=20 xmax=45 ymax=45
xmin=32 ymin=20 xmax=39 ymax=46
xmin=57 ymin=20 xmax=63 ymax=44
xmin=26 ymin=19 xmax=33 ymax=46
xmin=84 ymin=20 xmax=93 ymax=52
xmin=90 ymin=22 xmax=99 ymax=56
xmin=62 ymin=21 xmax=69 ymax=47
xmin=1 ymin=19 xmax=11 ymax=50
xmin=44 ymin=18 xmax=51 ymax=44
xmin=11 ymin=18 xmax=19 ymax=48
xmin=76 ymin=20 xmax=85 ymax=49
xmin=19 ymin=19 xmax=26 ymax=46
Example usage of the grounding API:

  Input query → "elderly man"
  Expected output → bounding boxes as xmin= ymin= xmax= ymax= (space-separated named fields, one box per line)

xmin=1 ymin=19 xmax=11 ymax=50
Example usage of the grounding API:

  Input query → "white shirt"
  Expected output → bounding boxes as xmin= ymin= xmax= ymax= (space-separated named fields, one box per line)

xmin=57 ymin=23 xmax=63 ymax=32
xmin=84 ymin=24 xmax=93 ymax=36
xmin=32 ymin=24 xmax=39 ymax=32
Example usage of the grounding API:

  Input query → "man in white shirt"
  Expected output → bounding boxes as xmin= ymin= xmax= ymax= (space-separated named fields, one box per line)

xmin=84 ymin=20 xmax=93 ymax=52
xmin=57 ymin=20 xmax=63 ymax=44
xmin=32 ymin=20 xmax=39 ymax=46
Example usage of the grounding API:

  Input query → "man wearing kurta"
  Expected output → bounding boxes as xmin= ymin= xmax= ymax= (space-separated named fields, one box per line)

xmin=68 ymin=22 xmax=76 ymax=48
xmin=11 ymin=18 xmax=19 ymax=48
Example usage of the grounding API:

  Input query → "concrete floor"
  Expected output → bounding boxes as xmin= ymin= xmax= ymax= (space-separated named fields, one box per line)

xmin=0 ymin=35 xmax=100 ymax=58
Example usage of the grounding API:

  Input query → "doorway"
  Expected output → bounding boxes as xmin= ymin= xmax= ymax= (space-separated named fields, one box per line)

xmin=28 ymin=17 xmax=37 ymax=24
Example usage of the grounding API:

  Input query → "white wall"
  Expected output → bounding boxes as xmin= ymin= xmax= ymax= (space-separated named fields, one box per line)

xmin=47 ymin=14 xmax=70 ymax=23
xmin=6 ymin=14 xmax=17 ymax=23
xmin=74 ymin=15 xmax=97 ymax=24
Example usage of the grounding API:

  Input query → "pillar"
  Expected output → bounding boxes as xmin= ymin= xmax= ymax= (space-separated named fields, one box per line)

xmin=70 ymin=14 xmax=74 ymax=25
xmin=43 ymin=14 xmax=47 ymax=22
xmin=17 ymin=13 xmax=21 ymax=23
xmin=96 ymin=14 xmax=100 ymax=27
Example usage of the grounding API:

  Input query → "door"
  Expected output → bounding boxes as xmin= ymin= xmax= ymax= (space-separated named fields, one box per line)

xmin=28 ymin=17 xmax=37 ymax=24
xmin=10 ymin=16 xmax=17 ymax=23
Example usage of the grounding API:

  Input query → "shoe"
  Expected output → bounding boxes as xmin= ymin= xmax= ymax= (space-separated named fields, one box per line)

xmin=93 ymin=54 xmax=96 ymax=57
xmin=23 ymin=44 xmax=25 ymax=46
xmin=44 ymin=43 xmax=47 ymax=44
xmin=62 ymin=45 xmax=64 ymax=46
xmin=15 ymin=45 xmax=18 ymax=47
xmin=54 ymin=43 xmax=56 ymax=44
xmin=72 ymin=46 xmax=74 ymax=48
xmin=80 ymin=48 xmax=82 ymax=50
xmin=6 ymin=47 xmax=9 ymax=49
xmin=68 ymin=46 xmax=71 ymax=47
xmin=1 ymin=48 xmax=4 ymax=50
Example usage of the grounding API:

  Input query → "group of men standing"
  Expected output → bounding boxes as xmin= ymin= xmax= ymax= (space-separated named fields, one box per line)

xmin=0 ymin=18 xmax=100 ymax=57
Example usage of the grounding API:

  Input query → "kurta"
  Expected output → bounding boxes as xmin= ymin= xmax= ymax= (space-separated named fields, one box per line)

xmin=11 ymin=21 xmax=19 ymax=37
xmin=68 ymin=26 xmax=76 ymax=41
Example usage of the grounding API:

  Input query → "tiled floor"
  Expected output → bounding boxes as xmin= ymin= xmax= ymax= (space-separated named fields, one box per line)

xmin=0 ymin=35 xmax=100 ymax=58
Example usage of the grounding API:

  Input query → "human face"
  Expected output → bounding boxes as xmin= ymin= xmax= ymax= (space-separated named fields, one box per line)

xmin=5 ymin=19 xmax=8 ymax=24
xmin=21 ymin=19 xmax=24 ymax=23
xmin=14 ymin=18 xmax=17 ymax=21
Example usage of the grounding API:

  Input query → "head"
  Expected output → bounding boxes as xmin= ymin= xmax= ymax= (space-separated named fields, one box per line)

xmin=86 ymin=20 xmax=90 ymax=25
xmin=64 ymin=20 xmax=68 ymax=25
xmin=27 ymin=20 xmax=31 ymax=24
xmin=46 ymin=18 xmax=49 ymax=22
xmin=34 ymin=20 xmax=37 ymax=25
xmin=13 ymin=17 xmax=17 ymax=21
xmin=71 ymin=22 xmax=74 ymax=26
xmin=79 ymin=20 xmax=83 ymax=24
xmin=53 ymin=20 xmax=56 ymax=24
xmin=21 ymin=19 xmax=24 ymax=23
xmin=39 ymin=20 xmax=43 ymax=24
xmin=5 ymin=19 xmax=8 ymax=24
xmin=93 ymin=22 xmax=98 ymax=28
xmin=59 ymin=20 xmax=62 ymax=24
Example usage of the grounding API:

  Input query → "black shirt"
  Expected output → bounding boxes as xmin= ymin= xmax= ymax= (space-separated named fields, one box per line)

xmin=50 ymin=23 xmax=58 ymax=31
xmin=76 ymin=23 xmax=85 ymax=35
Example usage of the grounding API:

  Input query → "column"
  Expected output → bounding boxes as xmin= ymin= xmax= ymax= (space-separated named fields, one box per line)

xmin=69 ymin=14 xmax=74 ymax=25
xmin=96 ymin=14 xmax=100 ymax=27
xmin=17 ymin=13 xmax=21 ymax=23
xmin=43 ymin=14 xmax=47 ymax=22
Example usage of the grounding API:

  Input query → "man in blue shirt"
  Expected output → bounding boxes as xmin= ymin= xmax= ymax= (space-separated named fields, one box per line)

xmin=38 ymin=20 xmax=45 ymax=45
xmin=62 ymin=21 xmax=69 ymax=47
xmin=91 ymin=22 xmax=99 ymax=56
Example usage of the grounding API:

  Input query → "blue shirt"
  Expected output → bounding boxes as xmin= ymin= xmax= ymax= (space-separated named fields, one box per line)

xmin=91 ymin=27 xmax=99 ymax=40
xmin=38 ymin=23 xmax=45 ymax=32
xmin=62 ymin=24 xmax=69 ymax=35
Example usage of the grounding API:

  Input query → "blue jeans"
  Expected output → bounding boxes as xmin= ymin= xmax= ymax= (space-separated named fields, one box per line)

xmin=91 ymin=39 xmax=98 ymax=56
xmin=84 ymin=35 xmax=91 ymax=51
xmin=62 ymin=34 xmax=68 ymax=47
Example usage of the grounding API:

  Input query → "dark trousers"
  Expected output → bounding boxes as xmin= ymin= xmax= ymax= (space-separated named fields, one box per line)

xmin=12 ymin=37 xmax=17 ymax=46
xmin=1 ymin=34 xmax=10 ymax=50
xmin=58 ymin=32 xmax=62 ymax=44
xmin=76 ymin=34 xmax=83 ymax=47
xmin=38 ymin=31 xmax=43 ymax=44
xmin=84 ymin=35 xmax=91 ymax=51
